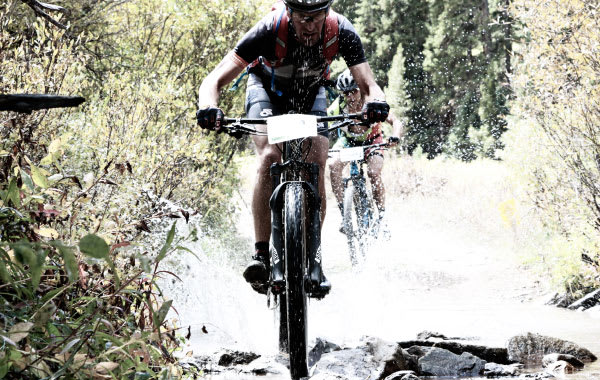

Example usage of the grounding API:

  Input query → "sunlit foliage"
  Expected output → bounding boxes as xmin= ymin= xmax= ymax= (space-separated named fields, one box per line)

xmin=1 ymin=0 xmax=268 ymax=377
xmin=507 ymin=0 xmax=600 ymax=292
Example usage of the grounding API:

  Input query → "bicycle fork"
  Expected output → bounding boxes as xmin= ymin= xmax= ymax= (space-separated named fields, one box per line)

xmin=268 ymin=162 xmax=323 ymax=293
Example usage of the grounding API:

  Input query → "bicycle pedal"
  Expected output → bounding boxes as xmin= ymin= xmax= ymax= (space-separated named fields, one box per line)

xmin=271 ymin=280 xmax=285 ymax=294
xmin=306 ymin=278 xmax=331 ymax=299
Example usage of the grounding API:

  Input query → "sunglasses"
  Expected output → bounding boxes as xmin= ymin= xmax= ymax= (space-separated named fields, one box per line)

xmin=343 ymin=88 xmax=358 ymax=96
xmin=290 ymin=10 xmax=328 ymax=24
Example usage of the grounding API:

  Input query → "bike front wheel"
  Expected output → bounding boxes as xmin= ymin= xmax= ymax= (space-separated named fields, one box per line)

xmin=343 ymin=178 xmax=373 ymax=265
xmin=284 ymin=183 xmax=308 ymax=379
xmin=342 ymin=184 xmax=358 ymax=265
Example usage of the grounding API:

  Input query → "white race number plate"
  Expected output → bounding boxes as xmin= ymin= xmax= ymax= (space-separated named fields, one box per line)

xmin=267 ymin=114 xmax=318 ymax=144
xmin=338 ymin=146 xmax=364 ymax=162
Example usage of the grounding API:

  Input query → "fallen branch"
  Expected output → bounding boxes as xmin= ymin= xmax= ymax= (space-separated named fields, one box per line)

xmin=19 ymin=0 xmax=68 ymax=29
xmin=0 ymin=94 xmax=85 ymax=113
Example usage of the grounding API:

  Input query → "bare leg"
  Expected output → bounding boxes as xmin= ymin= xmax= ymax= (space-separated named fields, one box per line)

xmin=328 ymin=158 xmax=347 ymax=207
xmin=251 ymin=135 xmax=282 ymax=243
xmin=251 ymin=135 xmax=329 ymax=242
xmin=306 ymin=135 xmax=330 ymax=226
xmin=366 ymin=154 xmax=385 ymax=213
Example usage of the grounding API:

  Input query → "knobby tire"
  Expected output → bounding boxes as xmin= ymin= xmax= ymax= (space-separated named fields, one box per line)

xmin=344 ymin=178 xmax=373 ymax=265
xmin=342 ymin=184 xmax=358 ymax=265
xmin=284 ymin=183 xmax=308 ymax=379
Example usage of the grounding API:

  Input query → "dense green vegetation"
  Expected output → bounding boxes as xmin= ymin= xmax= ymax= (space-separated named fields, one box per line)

xmin=0 ymin=0 xmax=598 ymax=378
xmin=335 ymin=0 xmax=511 ymax=160
xmin=0 ymin=0 xmax=267 ymax=377
xmin=505 ymin=0 xmax=600 ymax=297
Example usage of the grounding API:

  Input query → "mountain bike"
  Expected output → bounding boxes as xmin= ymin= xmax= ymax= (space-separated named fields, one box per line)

xmin=329 ymin=137 xmax=397 ymax=266
xmin=222 ymin=112 xmax=361 ymax=379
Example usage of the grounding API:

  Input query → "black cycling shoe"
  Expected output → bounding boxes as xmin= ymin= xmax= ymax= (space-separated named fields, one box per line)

xmin=307 ymin=275 xmax=331 ymax=300
xmin=306 ymin=246 xmax=331 ymax=300
xmin=243 ymin=250 xmax=269 ymax=295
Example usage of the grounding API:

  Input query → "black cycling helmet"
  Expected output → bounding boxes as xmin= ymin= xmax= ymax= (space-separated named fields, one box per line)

xmin=283 ymin=0 xmax=333 ymax=13
xmin=336 ymin=69 xmax=358 ymax=92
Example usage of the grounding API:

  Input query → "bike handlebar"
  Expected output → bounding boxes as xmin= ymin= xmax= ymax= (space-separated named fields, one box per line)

xmin=223 ymin=113 xmax=363 ymax=126
xmin=219 ymin=113 xmax=364 ymax=138
xmin=328 ymin=139 xmax=395 ymax=154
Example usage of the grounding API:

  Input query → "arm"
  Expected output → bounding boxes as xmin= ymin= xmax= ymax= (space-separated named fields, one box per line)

xmin=385 ymin=111 xmax=405 ymax=147
xmin=198 ymin=52 xmax=246 ymax=108
xmin=387 ymin=111 xmax=405 ymax=139
xmin=348 ymin=62 xmax=385 ymax=103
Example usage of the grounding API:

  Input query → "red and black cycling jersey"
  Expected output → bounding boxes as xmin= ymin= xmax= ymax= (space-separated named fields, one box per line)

xmin=230 ymin=11 xmax=366 ymax=112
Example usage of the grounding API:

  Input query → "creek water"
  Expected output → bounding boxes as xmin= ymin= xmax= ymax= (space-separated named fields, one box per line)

xmin=163 ymin=157 xmax=600 ymax=379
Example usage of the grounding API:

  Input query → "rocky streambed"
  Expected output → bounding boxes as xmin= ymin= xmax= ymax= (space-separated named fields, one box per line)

xmin=179 ymin=331 xmax=598 ymax=379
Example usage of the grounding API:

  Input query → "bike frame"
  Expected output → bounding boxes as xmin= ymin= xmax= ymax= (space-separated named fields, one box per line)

xmin=346 ymin=160 xmax=373 ymax=233
xmin=222 ymin=113 xmax=362 ymax=379
xmin=330 ymin=140 xmax=390 ymax=265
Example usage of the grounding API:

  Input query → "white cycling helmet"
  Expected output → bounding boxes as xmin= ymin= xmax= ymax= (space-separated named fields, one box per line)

xmin=283 ymin=0 xmax=333 ymax=13
xmin=336 ymin=69 xmax=358 ymax=92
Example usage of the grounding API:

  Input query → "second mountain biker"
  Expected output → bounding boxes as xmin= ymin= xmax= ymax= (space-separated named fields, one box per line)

xmin=196 ymin=0 xmax=389 ymax=295
xmin=328 ymin=69 xmax=405 ymax=235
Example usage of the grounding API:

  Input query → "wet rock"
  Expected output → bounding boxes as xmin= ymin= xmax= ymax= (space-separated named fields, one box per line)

xmin=545 ymin=292 xmax=577 ymax=308
xmin=383 ymin=370 xmax=419 ymax=380
xmin=434 ymin=341 xmax=509 ymax=364
xmin=362 ymin=337 xmax=413 ymax=379
xmin=545 ymin=360 xmax=576 ymax=376
xmin=399 ymin=340 xmax=435 ymax=349
xmin=484 ymin=362 xmax=523 ymax=376
xmin=418 ymin=347 xmax=486 ymax=377
xmin=217 ymin=349 xmax=260 ymax=366
xmin=416 ymin=330 xmax=449 ymax=341
xmin=415 ymin=330 xmax=476 ymax=341
xmin=399 ymin=340 xmax=510 ymax=364
xmin=308 ymin=337 xmax=341 ymax=367
xmin=405 ymin=345 xmax=431 ymax=358
xmin=567 ymin=289 xmax=600 ymax=311
xmin=507 ymin=332 xmax=597 ymax=364
xmin=363 ymin=336 xmax=397 ymax=361
xmin=241 ymin=355 xmax=289 ymax=376
xmin=542 ymin=353 xmax=585 ymax=369
xmin=310 ymin=348 xmax=378 ymax=379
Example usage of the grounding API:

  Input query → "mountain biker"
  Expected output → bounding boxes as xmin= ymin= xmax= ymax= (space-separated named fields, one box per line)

xmin=328 ymin=69 xmax=404 ymax=234
xmin=196 ymin=0 xmax=390 ymax=295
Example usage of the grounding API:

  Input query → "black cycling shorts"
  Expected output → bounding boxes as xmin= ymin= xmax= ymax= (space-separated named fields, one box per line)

xmin=244 ymin=73 xmax=329 ymax=137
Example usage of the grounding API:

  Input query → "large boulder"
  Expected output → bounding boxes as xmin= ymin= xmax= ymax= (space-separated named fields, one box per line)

xmin=418 ymin=347 xmax=486 ymax=377
xmin=507 ymin=333 xmax=597 ymax=364
xmin=434 ymin=341 xmax=509 ymax=364
xmin=310 ymin=348 xmax=378 ymax=379
xmin=399 ymin=340 xmax=510 ymax=364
